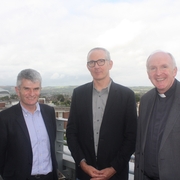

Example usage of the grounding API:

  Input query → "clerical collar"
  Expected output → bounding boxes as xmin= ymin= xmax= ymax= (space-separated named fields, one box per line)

xmin=157 ymin=79 xmax=177 ymax=98
xmin=159 ymin=93 xmax=166 ymax=98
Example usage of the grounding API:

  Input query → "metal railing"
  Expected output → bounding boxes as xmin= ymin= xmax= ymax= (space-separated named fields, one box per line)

xmin=56 ymin=118 xmax=135 ymax=180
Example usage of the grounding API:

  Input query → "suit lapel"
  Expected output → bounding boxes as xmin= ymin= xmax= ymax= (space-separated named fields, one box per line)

xmin=40 ymin=105 xmax=54 ymax=145
xmin=141 ymin=89 xmax=156 ymax=150
xmin=14 ymin=103 xmax=31 ymax=142
xmin=159 ymin=82 xmax=180 ymax=151
xmin=84 ymin=82 xmax=93 ymax=124
xmin=102 ymin=82 xmax=117 ymax=119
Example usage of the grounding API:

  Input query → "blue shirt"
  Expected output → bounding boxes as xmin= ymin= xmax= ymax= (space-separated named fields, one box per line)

xmin=21 ymin=103 xmax=52 ymax=175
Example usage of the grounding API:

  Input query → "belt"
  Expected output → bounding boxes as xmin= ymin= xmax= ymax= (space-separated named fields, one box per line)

xmin=30 ymin=172 xmax=53 ymax=179
xmin=31 ymin=174 xmax=46 ymax=179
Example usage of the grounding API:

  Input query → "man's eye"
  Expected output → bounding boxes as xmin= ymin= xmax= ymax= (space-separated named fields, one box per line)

xmin=150 ymin=67 xmax=156 ymax=71
xmin=162 ymin=65 xmax=167 ymax=69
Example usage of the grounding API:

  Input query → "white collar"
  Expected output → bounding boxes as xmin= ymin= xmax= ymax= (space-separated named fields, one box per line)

xmin=158 ymin=93 xmax=166 ymax=98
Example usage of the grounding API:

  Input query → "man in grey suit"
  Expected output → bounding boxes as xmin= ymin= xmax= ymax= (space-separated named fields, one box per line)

xmin=0 ymin=69 xmax=58 ymax=180
xmin=134 ymin=51 xmax=180 ymax=180
xmin=66 ymin=47 xmax=137 ymax=180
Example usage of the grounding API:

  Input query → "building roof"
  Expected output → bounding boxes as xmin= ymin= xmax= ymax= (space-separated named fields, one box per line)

xmin=0 ymin=88 xmax=10 ymax=96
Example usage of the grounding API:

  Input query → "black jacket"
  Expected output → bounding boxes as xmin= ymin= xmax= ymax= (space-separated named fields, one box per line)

xmin=66 ymin=81 xmax=137 ymax=180
xmin=0 ymin=103 xmax=58 ymax=180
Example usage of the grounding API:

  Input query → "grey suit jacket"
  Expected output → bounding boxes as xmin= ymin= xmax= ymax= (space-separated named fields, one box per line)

xmin=0 ymin=103 xmax=58 ymax=180
xmin=134 ymin=79 xmax=180 ymax=180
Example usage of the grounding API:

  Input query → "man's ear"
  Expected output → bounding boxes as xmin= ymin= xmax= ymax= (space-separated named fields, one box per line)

xmin=15 ymin=86 xmax=20 ymax=96
xmin=109 ymin=60 xmax=113 ymax=70
xmin=173 ymin=67 xmax=177 ymax=77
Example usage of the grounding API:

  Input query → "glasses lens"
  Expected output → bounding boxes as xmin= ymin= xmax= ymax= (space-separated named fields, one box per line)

xmin=97 ymin=59 xmax=105 ymax=66
xmin=87 ymin=61 xmax=94 ymax=67
xmin=87 ymin=59 xmax=106 ymax=67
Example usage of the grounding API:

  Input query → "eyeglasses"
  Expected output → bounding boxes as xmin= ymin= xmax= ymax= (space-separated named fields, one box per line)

xmin=87 ymin=59 xmax=107 ymax=68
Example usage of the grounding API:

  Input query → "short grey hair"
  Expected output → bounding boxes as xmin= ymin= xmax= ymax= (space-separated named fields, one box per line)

xmin=146 ymin=50 xmax=177 ymax=70
xmin=87 ymin=47 xmax=111 ymax=61
xmin=16 ymin=69 xmax=42 ymax=87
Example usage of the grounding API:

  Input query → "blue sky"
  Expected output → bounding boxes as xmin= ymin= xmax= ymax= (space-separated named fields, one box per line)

xmin=0 ymin=0 xmax=180 ymax=87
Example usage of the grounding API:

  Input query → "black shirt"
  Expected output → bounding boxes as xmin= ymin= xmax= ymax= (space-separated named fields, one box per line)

xmin=144 ymin=80 xmax=177 ymax=179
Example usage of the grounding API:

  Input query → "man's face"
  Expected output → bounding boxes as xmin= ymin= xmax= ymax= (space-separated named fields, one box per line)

xmin=15 ymin=79 xmax=41 ymax=111
xmin=147 ymin=52 xmax=177 ymax=94
xmin=87 ymin=50 xmax=113 ymax=81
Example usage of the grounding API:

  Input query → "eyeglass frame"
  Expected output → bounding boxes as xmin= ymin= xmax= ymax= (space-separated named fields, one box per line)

xmin=87 ymin=59 xmax=108 ymax=68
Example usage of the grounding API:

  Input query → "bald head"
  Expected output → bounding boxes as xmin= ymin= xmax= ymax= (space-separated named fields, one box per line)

xmin=146 ymin=51 xmax=176 ymax=71
xmin=146 ymin=50 xmax=177 ymax=94
xmin=87 ymin=47 xmax=111 ymax=61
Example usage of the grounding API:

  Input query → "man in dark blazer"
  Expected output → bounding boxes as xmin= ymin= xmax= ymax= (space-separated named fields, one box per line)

xmin=66 ymin=47 xmax=137 ymax=180
xmin=135 ymin=51 xmax=180 ymax=180
xmin=0 ymin=69 xmax=58 ymax=180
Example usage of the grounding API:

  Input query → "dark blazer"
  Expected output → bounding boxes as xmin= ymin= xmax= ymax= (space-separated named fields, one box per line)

xmin=66 ymin=81 xmax=137 ymax=180
xmin=134 ymin=79 xmax=180 ymax=180
xmin=0 ymin=103 xmax=58 ymax=180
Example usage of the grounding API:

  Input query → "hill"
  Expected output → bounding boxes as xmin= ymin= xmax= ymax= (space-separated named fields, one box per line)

xmin=0 ymin=85 xmax=153 ymax=96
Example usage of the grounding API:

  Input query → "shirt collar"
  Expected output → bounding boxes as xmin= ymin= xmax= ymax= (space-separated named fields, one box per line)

xmin=20 ymin=102 xmax=40 ymax=114
xmin=93 ymin=79 xmax=112 ymax=92
xmin=157 ymin=79 xmax=177 ymax=98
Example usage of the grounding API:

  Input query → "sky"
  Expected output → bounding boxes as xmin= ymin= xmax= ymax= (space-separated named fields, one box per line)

xmin=1 ymin=0 xmax=180 ymax=87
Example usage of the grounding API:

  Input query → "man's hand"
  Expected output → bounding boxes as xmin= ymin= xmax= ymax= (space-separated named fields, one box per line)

xmin=90 ymin=167 xmax=116 ymax=180
xmin=80 ymin=161 xmax=105 ymax=179
xmin=80 ymin=161 xmax=116 ymax=180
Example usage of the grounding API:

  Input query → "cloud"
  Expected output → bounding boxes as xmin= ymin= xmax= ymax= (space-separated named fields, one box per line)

xmin=50 ymin=73 xmax=60 ymax=79
xmin=97 ymin=19 xmax=144 ymax=48
xmin=0 ymin=0 xmax=180 ymax=87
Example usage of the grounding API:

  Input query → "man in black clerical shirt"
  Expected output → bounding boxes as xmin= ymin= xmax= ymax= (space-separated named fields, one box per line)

xmin=134 ymin=51 xmax=180 ymax=180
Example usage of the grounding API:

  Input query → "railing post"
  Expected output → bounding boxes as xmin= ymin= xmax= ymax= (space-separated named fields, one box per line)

xmin=56 ymin=118 xmax=65 ymax=172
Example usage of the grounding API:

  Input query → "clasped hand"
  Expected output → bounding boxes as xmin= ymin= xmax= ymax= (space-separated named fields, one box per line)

xmin=80 ymin=161 xmax=116 ymax=180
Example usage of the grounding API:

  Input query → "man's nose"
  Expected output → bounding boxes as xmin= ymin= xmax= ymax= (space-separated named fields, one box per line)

xmin=29 ymin=89 xmax=35 ymax=95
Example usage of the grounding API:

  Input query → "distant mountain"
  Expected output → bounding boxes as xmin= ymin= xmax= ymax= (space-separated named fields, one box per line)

xmin=0 ymin=85 xmax=153 ymax=96
xmin=0 ymin=86 xmax=15 ymax=93
xmin=41 ymin=86 xmax=77 ymax=96
xmin=0 ymin=85 xmax=78 ymax=96
xmin=130 ymin=86 xmax=153 ymax=93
